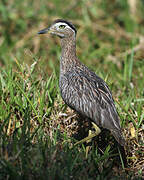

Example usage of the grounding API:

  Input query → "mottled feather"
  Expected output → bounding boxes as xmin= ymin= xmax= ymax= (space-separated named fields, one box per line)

xmin=38 ymin=19 xmax=125 ymax=146
xmin=60 ymin=63 xmax=125 ymax=146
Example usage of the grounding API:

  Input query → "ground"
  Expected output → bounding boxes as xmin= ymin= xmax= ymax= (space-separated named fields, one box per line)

xmin=0 ymin=0 xmax=144 ymax=179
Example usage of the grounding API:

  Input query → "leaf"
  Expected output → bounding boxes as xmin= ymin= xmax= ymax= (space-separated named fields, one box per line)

xmin=130 ymin=124 xmax=136 ymax=138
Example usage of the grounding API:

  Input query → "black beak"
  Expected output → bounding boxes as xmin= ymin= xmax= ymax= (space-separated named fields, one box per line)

xmin=37 ymin=28 xmax=49 ymax=34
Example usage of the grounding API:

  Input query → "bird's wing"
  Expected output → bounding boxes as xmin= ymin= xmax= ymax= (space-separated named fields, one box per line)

xmin=62 ymin=70 xmax=121 ymax=129
xmin=60 ymin=69 xmax=125 ymax=146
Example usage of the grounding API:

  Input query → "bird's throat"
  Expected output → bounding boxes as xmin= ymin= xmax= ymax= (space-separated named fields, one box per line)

xmin=60 ymin=35 xmax=80 ymax=73
xmin=61 ymin=35 xmax=76 ymax=60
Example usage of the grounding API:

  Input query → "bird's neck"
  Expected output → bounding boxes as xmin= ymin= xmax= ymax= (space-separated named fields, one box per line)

xmin=60 ymin=35 xmax=78 ymax=74
xmin=60 ymin=35 xmax=77 ymax=61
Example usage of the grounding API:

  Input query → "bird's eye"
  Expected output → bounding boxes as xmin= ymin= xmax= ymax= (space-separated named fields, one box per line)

xmin=59 ymin=25 xmax=66 ymax=29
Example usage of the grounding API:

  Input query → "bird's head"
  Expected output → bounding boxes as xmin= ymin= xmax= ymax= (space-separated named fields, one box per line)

xmin=38 ymin=19 xmax=77 ymax=38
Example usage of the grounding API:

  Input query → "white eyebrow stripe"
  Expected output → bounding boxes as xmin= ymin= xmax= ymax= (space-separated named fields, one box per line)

xmin=54 ymin=22 xmax=75 ymax=33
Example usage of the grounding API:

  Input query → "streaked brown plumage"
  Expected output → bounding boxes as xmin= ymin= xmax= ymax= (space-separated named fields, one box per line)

xmin=38 ymin=19 xmax=125 ymax=146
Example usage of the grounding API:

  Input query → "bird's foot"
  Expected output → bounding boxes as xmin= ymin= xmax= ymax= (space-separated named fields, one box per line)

xmin=85 ymin=129 xmax=92 ymax=158
xmin=74 ymin=122 xmax=101 ymax=158
xmin=74 ymin=122 xmax=101 ymax=145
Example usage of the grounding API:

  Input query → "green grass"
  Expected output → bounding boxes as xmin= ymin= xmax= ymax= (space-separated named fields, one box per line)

xmin=0 ymin=0 xmax=144 ymax=179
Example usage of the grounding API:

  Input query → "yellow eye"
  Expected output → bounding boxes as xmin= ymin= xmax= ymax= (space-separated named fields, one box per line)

xmin=59 ymin=25 xmax=66 ymax=29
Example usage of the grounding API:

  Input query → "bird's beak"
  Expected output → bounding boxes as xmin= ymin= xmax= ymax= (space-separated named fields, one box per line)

xmin=37 ymin=27 xmax=53 ymax=34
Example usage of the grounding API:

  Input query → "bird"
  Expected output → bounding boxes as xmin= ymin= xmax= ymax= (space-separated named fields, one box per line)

xmin=38 ymin=19 xmax=125 ymax=146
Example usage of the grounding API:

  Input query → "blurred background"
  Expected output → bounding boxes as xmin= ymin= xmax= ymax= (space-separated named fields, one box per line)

xmin=1 ymin=0 xmax=144 ymax=77
xmin=0 ymin=0 xmax=144 ymax=178
xmin=1 ymin=0 xmax=144 ymax=102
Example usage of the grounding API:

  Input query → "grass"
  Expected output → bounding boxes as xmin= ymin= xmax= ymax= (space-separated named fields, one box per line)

xmin=0 ymin=0 xmax=144 ymax=179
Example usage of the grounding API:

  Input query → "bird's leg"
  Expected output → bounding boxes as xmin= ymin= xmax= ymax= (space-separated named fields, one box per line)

xmin=85 ymin=129 xmax=92 ymax=158
xmin=74 ymin=122 xmax=101 ymax=146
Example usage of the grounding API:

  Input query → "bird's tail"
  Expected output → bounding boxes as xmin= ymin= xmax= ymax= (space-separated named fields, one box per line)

xmin=111 ymin=129 xmax=125 ymax=146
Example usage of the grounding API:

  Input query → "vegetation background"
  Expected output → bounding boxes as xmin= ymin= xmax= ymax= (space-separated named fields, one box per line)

xmin=0 ymin=0 xmax=144 ymax=179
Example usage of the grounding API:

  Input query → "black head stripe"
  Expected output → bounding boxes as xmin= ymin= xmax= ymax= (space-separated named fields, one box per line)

xmin=53 ymin=19 xmax=77 ymax=34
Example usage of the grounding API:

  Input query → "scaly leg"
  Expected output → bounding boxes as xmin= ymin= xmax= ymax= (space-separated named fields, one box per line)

xmin=85 ymin=129 xmax=92 ymax=158
xmin=74 ymin=122 xmax=101 ymax=146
